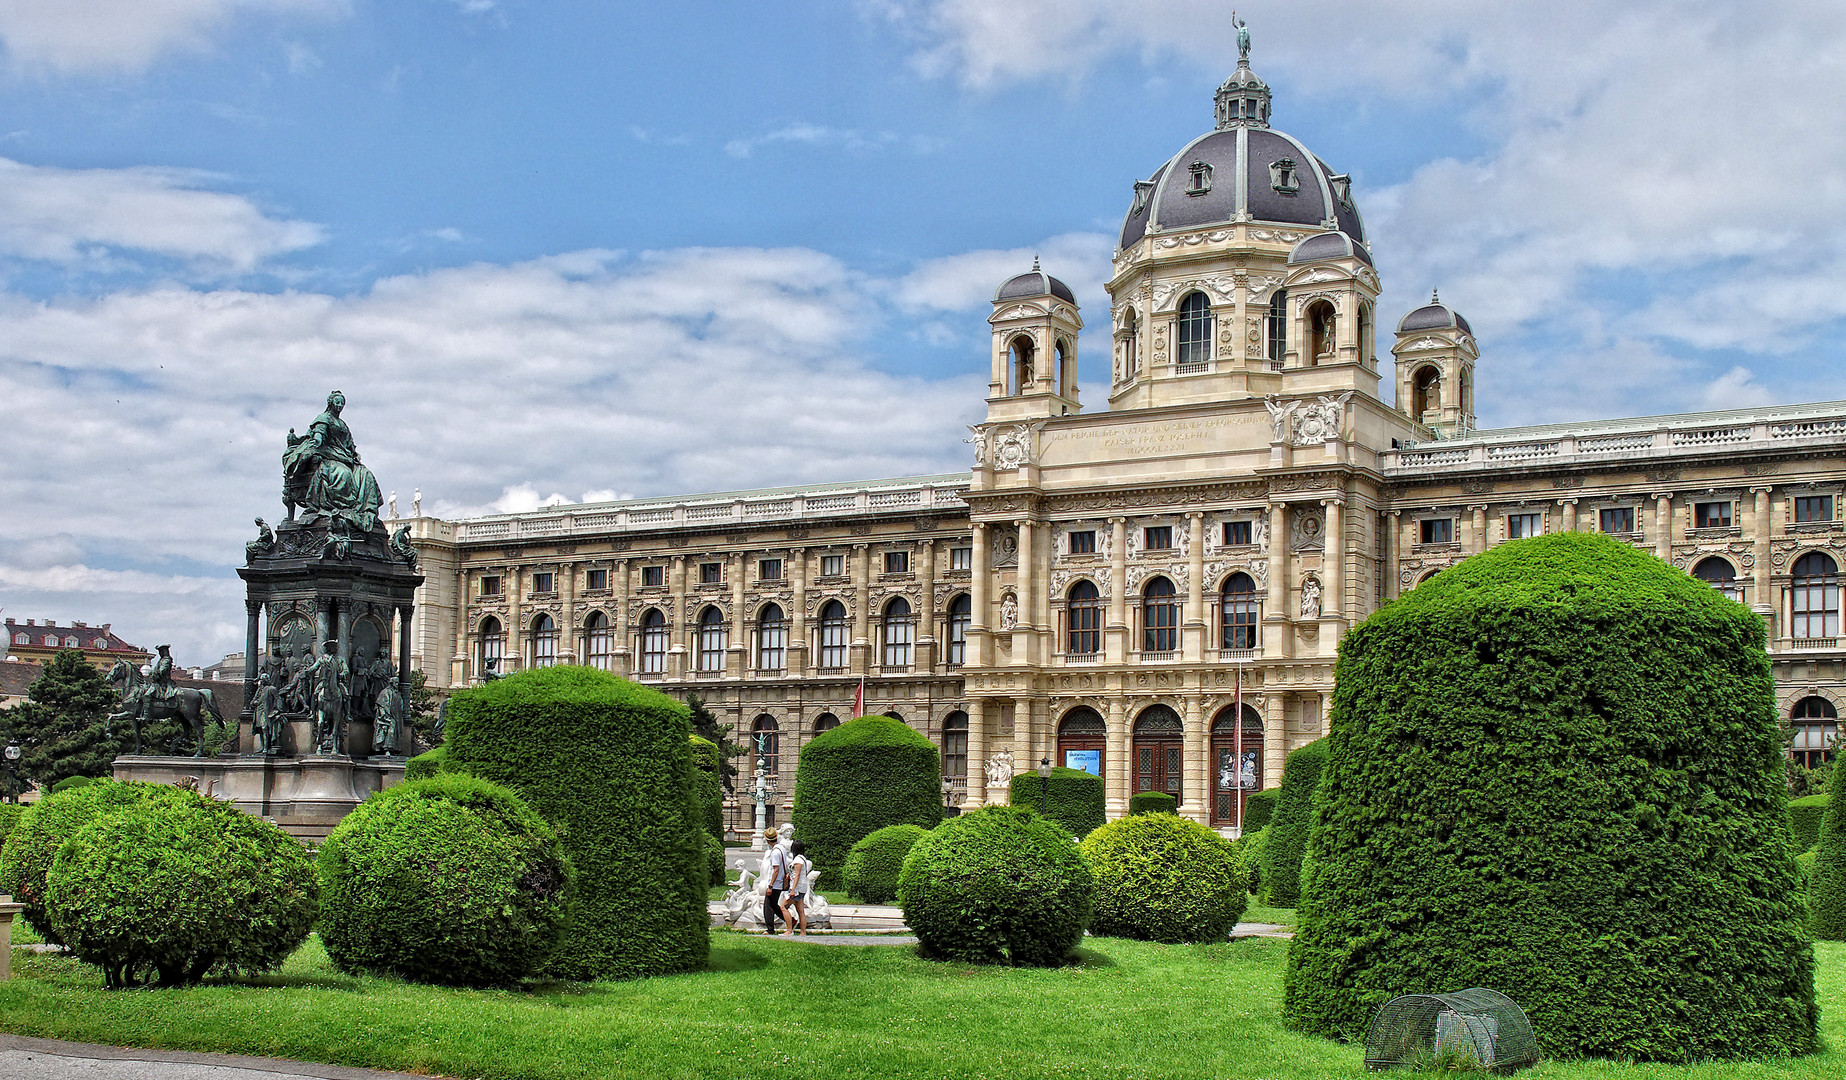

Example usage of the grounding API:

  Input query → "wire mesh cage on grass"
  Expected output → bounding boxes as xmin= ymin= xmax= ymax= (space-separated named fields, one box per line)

xmin=1364 ymin=988 xmax=1538 ymax=1073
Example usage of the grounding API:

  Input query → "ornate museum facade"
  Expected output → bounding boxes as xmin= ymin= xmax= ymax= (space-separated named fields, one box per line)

xmin=400 ymin=52 xmax=1846 ymax=837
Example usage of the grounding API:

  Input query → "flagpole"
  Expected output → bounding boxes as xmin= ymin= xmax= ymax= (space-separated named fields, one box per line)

xmin=1234 ymin=659 xmax=1244 ymax=835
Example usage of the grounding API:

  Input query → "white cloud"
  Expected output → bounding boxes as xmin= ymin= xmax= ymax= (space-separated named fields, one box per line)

xmin=0 ymin=244 xmax=997 ymax=663
xmin=0 ymin=0 xmax=345 ymax=75
xmin=877 ymin=0 xmax=1846 ymax=423
xmin=896 ymin=232 xmax=1113 ymax=312
xmin=724 ymin=123 xmax=946 ymax=160
xmin=0 ymin=157 xmax=324 ymax=270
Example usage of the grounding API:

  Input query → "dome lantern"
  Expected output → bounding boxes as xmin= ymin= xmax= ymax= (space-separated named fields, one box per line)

xmin=1215 ymin=17 xmax=1271 ymax=130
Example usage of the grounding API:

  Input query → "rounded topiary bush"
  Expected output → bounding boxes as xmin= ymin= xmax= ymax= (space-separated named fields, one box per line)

xmin=1285 ymin=533 xmax=1817 ymax=1061
xmin=690 ymin=734 xmax=723 ymax=841
xmin=1080 ymin=812 xmax=1247 ymax=942
xmin=1790 ymin=793 xmax=1829 ymax=853
xmin=49 ymin=776 xmax=101 ymax=794
xmin=1008 ymin=767 xmax=1105 ymax=838
xmin=1813 ymin=781 xmax=1846 ymax=940
xmin=792 ymin=715 xmax=941 ymax=874
xmin=1261 ymin=738 xmax=1328 ymax=907
xmin=445 ymin=666 xmax=707 ymax=980
xmin=897 ymin=805 xmax=1092 ymax=966
xmin=403 ymin=744 xmax=447 ymax=780
xmin=1242 ymin=788 xmax=1278 ymax=830
xmin=1128 ymin=791 xmax=1176 ymax=815
xmin=0 ymin=779 xmax=199 ymax=943
xmin=843 ymin=823 xmax=930 ymax=904
xmin=46 ymin=790 xmax=316 ymax=987
xmin=317 ymin=773 xmax=572 ymax=986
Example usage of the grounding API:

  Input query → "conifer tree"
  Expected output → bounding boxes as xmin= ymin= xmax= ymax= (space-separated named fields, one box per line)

xmin=8 ymin=649 xmax=121 ymax=786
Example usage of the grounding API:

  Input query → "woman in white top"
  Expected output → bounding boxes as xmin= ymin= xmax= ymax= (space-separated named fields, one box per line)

xmin=779 ymin=840 xmax=813 ymax=935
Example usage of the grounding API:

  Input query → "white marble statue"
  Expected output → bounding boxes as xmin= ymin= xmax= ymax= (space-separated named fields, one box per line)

xmin=985 ymin=747 xmax=1014 ymax=789
xmin=999 ymin=593 xmax=1019 ymax=630
xmin=387 ymin=490 xmax=398 ymax=519
xmin=1301 ymin=575 xmax=1322 ymax=618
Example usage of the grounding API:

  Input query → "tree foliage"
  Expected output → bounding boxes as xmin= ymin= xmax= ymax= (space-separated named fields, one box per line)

xmin=685 ymin=693 xmax=746 ymax=794
xmin=1260 ymin=738 xmax=1328 ymax=907
xmin=1007 ymin=767 xmax=1105 ymax=838
xmin=8 ymin=649 xmax=121 ymax=786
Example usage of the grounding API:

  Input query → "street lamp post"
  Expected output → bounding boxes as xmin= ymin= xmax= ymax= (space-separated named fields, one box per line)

xmin=1037 ymin=757 xmax=1052 ymax=817
xmin=941 ymin=777 xmax=955 ymax=818
xmin=749 ymin=732 xmax=778 ymax=852
xmin=3 ymin=741 xmax=20 ymax=805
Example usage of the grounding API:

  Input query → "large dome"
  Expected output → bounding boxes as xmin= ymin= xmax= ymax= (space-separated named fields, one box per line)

xmin=1119 ymin=58 xmax=1365 ymax=250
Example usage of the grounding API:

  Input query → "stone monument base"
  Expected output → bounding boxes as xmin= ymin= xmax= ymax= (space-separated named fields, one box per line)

xmin=112 ymin=754 xmax=406 ymax=842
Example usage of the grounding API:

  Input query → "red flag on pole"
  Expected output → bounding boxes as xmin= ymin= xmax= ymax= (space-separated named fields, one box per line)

xmin=1233 ymin=661 xmax=1244 ymax=832
xmin=853 ymin=676 xmax=865 ymax=718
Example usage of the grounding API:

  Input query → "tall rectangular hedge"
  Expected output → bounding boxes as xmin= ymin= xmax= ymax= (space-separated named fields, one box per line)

xmin=1009 ymin=767 xmax=1106 ymax=838
xmin=446 ymin=667 xmax=707 ymax=980
xmin=1790 ymin=793 xmax=1829 ymax=853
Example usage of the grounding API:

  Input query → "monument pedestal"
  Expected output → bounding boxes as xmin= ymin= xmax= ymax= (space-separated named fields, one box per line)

xmin=112 ymin=754 xmax=405 ymax=842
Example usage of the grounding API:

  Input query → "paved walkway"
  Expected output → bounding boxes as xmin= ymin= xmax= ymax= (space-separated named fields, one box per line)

xmin=0 ymin=1035 xmax=415 ymax=1080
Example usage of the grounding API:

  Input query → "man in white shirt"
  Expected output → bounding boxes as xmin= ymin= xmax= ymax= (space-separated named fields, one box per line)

xmin=762 ymin=828 xmax=790 ymax=933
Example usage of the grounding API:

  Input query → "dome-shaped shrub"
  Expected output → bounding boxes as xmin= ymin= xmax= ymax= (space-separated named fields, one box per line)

xmin=1285 ymin=533 xmax=1817 ymax=1061
xmin=792 ymin=715 xmax=941 ymax=873
xmin=898 ymin=805 xmax=1092 ymax=966
xmin=1128 ymin=791 xmax=1176 ymax=815
xmin=1007 ymin=767 xmax=1104 ymax=838
xmin=1261 ymin=738 xmax=1328 ymax=907
xmin=1080 ymin=812 xmax=1247 ymax=942
xmin=317 ymin=773 xmax=572 ymax=986
xmin=45 ymin=790 xmax=316 ymax=987
xmin=445 ymin=667 xmax=706 ymax=980
xmin=0 ymin=779 xmax=199 ymax=942
xmin=843 ymin=823 xmax=930 ymax=904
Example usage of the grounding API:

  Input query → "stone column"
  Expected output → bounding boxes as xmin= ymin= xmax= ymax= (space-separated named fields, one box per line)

xmin=970 ymin=523 xmax=991 ymax=666
xmin=1262 ymin=692 xmax=1286 ymax=789
xmin=1014 ymin=696 xmax=1040 ymax=770
xmin=1752 ymin=487 xmax=1774 ymax=617
xmin=242 ymin=600 xmax=261 ymax=719
xmin=790 ymin=548 xmax=809 ymax=674
xmin=668 ymin=556 xmax=686 ymax=679
xmin=917 ymin=538 xmax=938 ymax=671
xmin=1185 ymin=511 xmax=1206 ymax=661
xmin=396 ymin=604 xmax=414 ymax=753
xmin=1470 ymin=505 xmax=1488 ymax=554
xmin=1183 ymin=694 xmax=1207 ymax=824
xmin=559 ymin=562 xmax=578 ymax=664
xmin=1105 ymin=696 xmax=1128 ymax=818
xmin=1107 ymin=517 xmax=1129 ymax=662
xmin=1322 ymin=498 xmax=1345 ymax=619
xmin=613 ymin=559 xmax=632 ymax=676
xmin=1559 ymin=497 xmax=1578 ymax=532
xmin=852 ymin=543 xmax=872 ymax=674
xmin=1265 ymin=502 xmax=1289 ymax=657
xmin=1654 ymin=493 xmax=1674 ymax=560
xmin=1015 ymin=518 xmax=1036 ymax=666
xmin=965 ymin=697 xmax=989 ymax=809
xmin=1383 ymin=510 xmax=1401 ymax=601
xmin=506 ymin=565 xmax=524 ymax=671
xmin=730 ymin=552 xmax=748 ymax=677
xmin=451 ymin=571 xmax=470 ymax=685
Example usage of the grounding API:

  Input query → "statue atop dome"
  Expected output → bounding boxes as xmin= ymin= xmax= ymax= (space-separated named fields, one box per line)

xmin=1234 ymin=13 xmax=1250 ymax=61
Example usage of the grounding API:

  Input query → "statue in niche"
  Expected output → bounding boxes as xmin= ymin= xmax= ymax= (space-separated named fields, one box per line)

xmin=252 ymin=665 xmax=284 ymax=755
xmin=1300 ymin=576 xmax=1322 ymax=619
xmin=283 ymin=390 xmax=384 ymax=533
xmin=999 ymin=593 xmax=1019 ymax=630
xmin=373 ymin=680 xmax=404 ymax=756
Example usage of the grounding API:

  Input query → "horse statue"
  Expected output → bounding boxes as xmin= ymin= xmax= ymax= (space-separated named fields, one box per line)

xmin=105 ymin=660 xmax=226 ymax=757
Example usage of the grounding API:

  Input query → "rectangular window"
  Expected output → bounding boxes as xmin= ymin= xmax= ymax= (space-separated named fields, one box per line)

xmin=1144 ymin=526 xmax=1173 ymax=550
xmin=947 ymin=600 xmax=969 ymax=665
xmin=821 ymin=554 xmax=844 ymax=577
xmin=699 ymin=562 xmax=721 ymax=585
xmin=1695 ymin=502 xmax=1733 ymax=529
xmin=532 ymin=571 xmax=554 ymax=594
xmin=480 ymin=575 xmax=501 ymax=597
xmin=949 ymin=546 xmax=972 ymax=571
xmin=585 ymin=568 xmax=608 ymax=591
xmin=884 ymin=551 xmax=910 ymax=574
xmin=1068 ymin=530 xmax=1096 ymax=554
xmin=1419 ymin=518 xmax=1454 ymax=545
xmin=759 ymin=558 xmax=783 ymax=581
xmin=1067 ymin=596 xmax=1102 ymax=655
xmin=1796 ymin=496 xmax=1834 ymax=523
xmin=1223 ymin=520 xmax=1253 ymax=546
xmin=1599 ymin=507 xmax=1636 ymax=534
xmin=1507 ymin=514 xmax=1542 ymax=539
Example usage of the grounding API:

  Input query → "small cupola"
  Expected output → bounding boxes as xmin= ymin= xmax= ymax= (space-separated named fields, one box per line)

xmin=1214 ymin=19 xmax=1271 ymax=129
xmin=1392 ymin=289 xmax=1479 ymax=439
xmin=986 ymin=257 xmax=1083 ymax=424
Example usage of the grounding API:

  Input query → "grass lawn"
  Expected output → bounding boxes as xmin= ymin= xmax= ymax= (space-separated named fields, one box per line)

xmin=1 ymin=934 xmax=1840 ymax=1080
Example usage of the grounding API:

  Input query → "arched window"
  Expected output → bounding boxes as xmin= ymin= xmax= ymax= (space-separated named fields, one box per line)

xmin=751 ymin=715 xmax=780 ymax=779
xmin=1266 ymin=289 xmax=1288 ymax=364
xmin=478 ymin=615 xmax=503 ymax=678
xmin=1210 ymin=705 xmax=1264 ymax=826
xmin=1121 ymin=309 xmax=1139 ymax=377
xmin=1008 ymin=335 xmax=1035 ymax=396
xmin=882 ymin=597 xmax=914 ymax=668
xmin=1177 ymin=292 xmax=1211 ymax=369
xmin=946 ymin=594 xmax=971 ymax=666
xmin=1413 ymin=366 xmax=1441 ymax=419
xmin=1057 ymin=338 xmax=1075 ymax=397
xmin=1793 ymin=552 xmax=1840 ymax=639
xmin=942 ymin=711 xmax=969 ymax=801
xmin=814 ymin=712 xmax=839 ymax=734
xmin=1133 ymin=706 xmax=1184 ymax=806
xmin=883 ymin=710 xmax=905 ymax=723
xmin=1693 ymin=557 xmax=1740 ymax=602
xmin=583 ymin=612 xmax=612 ymax=671
xmin=639 ymin=609 xmax=668 ymax=675
xmin=818 ymin=600 xmax=849 ymax=669
xmin=1358 ymin=301 xmax=1373 ymax=365
xmin=1058 ymin=707 xmax=1106 ymax=777
xmin=697 ymin=607 xmax=726 ymax=672
xmin=756 ymin=603 xmax=787 ymax=671
xmin=1066 ymin=580 xmax=1102 ymax=656
xmin=1792 ymin=696 xmax=1838 ymax=769
xmin=1221 ymin=572 xmax=1259 ymax=650
xmin=1306 ymin=299 xmax=1336 ymax=363
xmin=530 ymin=613 xmax=558 ymax=668
xmin=1142 ymin=576 xmax=1179 ymax=653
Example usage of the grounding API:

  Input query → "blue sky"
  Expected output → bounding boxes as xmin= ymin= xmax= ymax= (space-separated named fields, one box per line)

xmin=2 ymin=0 xmax=1843 ymax=664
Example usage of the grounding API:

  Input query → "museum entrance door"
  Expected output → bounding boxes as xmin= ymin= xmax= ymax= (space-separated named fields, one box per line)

xmin=1209 ymin=705 xmax=1263 ymax=827
xmin=1133 ymin=706 xmax=1184 ymax=807
xmin=1057 ymin=707 xmax=1106 ymax=779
